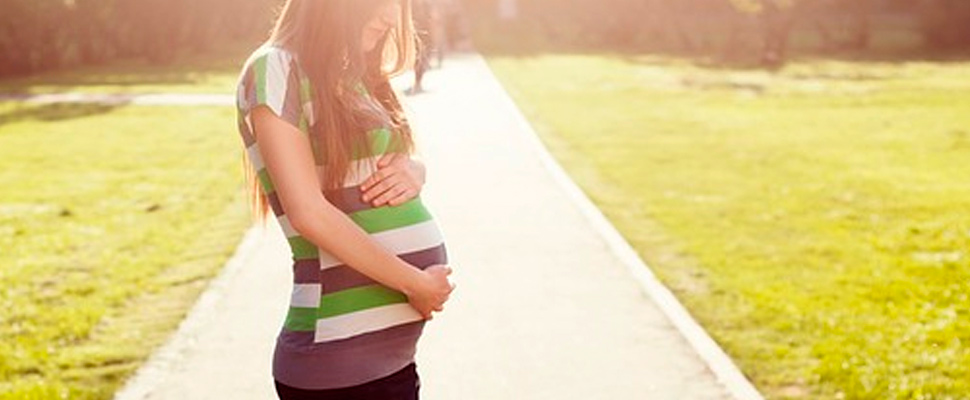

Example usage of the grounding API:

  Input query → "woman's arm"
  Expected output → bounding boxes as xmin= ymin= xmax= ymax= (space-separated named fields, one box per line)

xmin=251 ymin=106 xmax=452 ymax=318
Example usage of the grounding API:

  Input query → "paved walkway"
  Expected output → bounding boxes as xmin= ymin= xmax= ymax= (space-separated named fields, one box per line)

xmin=111 ymin=52 xmax=758 ymax=400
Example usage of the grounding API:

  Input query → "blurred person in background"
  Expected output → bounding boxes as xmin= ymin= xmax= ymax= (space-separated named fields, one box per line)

xmin=443 ymin=0 xmax=472 ymax=51
xmin=408 ymin=0 xmax=435 ymax=94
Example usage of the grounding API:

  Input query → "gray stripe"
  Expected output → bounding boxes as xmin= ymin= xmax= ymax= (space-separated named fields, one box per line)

xmin=293 ymin=260 xmax=320 ymax=284
xmin=273 ymin=321 xmax=424 ymax=390
xmin=324 ymin=185 xmax=373 ymax=214
xmin=239 ymin=69 xmax=258 ymax=148
xmin=243 ymin=66 xmax=259 ymax=118
xmin=267 ymin=191 xmax=284 ymax=216
xmin=239 ymin=120 xmax=256 ymax=147
xmin=279 ymin=61 xmax=304 ymax=128
xmin=319 ymin=244 xmax=447 ymax=295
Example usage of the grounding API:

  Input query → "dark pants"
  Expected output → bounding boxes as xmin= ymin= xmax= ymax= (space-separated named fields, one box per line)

xmin=275 ymin=363 xmax=420 ymax=400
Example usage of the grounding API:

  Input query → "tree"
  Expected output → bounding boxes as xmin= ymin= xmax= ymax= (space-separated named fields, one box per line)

xmin=727 ymin=0 xmax=799 ymax=66
xmin=919 ymin=0 xmax=970 ymax=49
xmin=0 ymin=0 xmax=279 ymax=78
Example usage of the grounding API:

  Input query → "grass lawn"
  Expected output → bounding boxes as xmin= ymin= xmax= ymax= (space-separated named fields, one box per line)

xmin=485 ymin=54 xmax=970 ymax=399
xmin=0 ymin=102 xmax=251 ymax=399
xmin=0 ymin=42 xmax=256 ymax=95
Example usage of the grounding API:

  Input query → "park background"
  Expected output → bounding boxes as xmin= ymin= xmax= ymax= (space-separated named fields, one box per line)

xmin=0 ymin=0 xmax=968 ymax=399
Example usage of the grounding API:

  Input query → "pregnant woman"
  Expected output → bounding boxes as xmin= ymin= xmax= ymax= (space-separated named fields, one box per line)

xmin=234 ymin=0 xmax=454 ymax=398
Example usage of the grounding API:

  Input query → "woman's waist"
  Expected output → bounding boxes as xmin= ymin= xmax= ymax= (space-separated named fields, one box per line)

xmin=273 ymin=322 xmax=424 ymax=389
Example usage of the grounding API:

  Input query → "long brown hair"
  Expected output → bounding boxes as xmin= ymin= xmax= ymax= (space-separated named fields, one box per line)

xmin=244 ymin=0 xmax=418 ymax=224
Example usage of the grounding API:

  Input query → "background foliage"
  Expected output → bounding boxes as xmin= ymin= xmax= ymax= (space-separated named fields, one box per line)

xmin=2 ymin=0 xmax=967 ymax=78
xmin=465 ymin=0 xmax=970 ymax=65
xmin=0 ymin=0 xmax=279 ymax=77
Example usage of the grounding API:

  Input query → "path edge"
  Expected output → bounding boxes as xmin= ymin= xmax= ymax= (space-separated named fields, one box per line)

xmin=476 ymin=54 xmax=765 ymax=400
xmin=112 ymin=224 xmax=266 ymax=400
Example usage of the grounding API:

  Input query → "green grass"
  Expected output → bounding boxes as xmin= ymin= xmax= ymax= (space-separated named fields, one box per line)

xmin=485 ymin=54 xmax=970 ymax=399
xmin=0 ymin=41 xmax=257 ymax=95
xmin=0 ymin=102 xmax=252 ymax=399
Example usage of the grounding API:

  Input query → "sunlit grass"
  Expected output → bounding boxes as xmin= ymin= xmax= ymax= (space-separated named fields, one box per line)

xmin=0 ymin=42 xmax=255 ymax=95
xmin=486 ymin=54 xmax=970 ymax=399
xmin=0 ymin=102 xmax=251 ymax=399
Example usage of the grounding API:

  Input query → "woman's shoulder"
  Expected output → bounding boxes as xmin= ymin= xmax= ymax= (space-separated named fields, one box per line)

xmin=236 ymin=44 xmax=311 ymax=125
xmin=239 ymin=44 xmax=300 ymax=79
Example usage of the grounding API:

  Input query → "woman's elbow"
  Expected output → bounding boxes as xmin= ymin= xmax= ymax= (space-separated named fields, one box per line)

xmin=286 ymin=207 xmax=316 ymax=237
xmin=284 ymin=199 xmax=333 ymax=237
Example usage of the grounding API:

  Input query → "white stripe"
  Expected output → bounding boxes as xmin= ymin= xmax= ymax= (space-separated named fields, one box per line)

xmin=246 ymin=144 xmax=264 ymax=171
xmin=343 ymin=156 xmax=381 ymax=188
xmin=291 ymin=284 xmax=321 ymax=308
xmin=244 ymin=114 xmax=253 ymax=134
xmin=319 ymin=219 xmax=444 ymax=270
xmin=264 ymin=50 xmax=292 ymax=117
xmin=278 ymin=215 xmax=298 ymax=238
xmin=236 ymin=80 xmax=247 ymax=110
xmin=318 ymin=250 xmax=340 ymax=269
xmin=313 ymin=303 xmax=422 ymax=343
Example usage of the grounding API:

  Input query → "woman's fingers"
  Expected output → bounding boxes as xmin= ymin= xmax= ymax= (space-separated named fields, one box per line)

xmin=372 ymin=182 xmax=409 ymax=205
xmin=361 ymin=169 xmax=422 ymax=207
xmin=360 ymin=171 xmax=398 ymax=203
xmin=360 ymin=154 xmax=405 ymax=192
xmin=364 ymin=181 xmax=413 ymax=207
xmin=362 ymin=153 xmax=423 ymax=206
xmin=384 ymin=186 xmax=415 ymax=207
xmin=407 ymin=264 xmax=454 ymax=320
xmin=360 ymin=168 xmax=390 ymax=195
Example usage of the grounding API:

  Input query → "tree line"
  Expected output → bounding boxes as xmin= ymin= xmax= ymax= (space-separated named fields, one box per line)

xmin=1 ymin=0 xmax=968 ymax=78
xmin=0 ymin=0 xmax=279 ymax=78
xmin=469 ymin=0 xmax=970 ymax=65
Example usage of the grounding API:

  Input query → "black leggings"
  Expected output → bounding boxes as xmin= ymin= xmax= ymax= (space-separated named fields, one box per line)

xmin=275 ymin=363 xmax=419 ymax=400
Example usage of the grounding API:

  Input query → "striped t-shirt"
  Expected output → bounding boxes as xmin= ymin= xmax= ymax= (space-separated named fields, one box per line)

xmin=235 ymin=45 xmax=448 ymax=390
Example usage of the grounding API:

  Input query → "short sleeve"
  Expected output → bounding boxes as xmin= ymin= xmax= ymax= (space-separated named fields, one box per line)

xmin=236 ymin=47 xmax=305 ymax=131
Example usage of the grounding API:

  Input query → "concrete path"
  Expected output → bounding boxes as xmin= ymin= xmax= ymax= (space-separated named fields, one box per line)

xmin=114 ymin=52 xmax=756 ymax=400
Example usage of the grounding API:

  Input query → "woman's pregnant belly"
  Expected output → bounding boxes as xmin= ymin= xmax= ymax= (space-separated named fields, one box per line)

xmin=308 ymin=194 xmax=447 ymax=344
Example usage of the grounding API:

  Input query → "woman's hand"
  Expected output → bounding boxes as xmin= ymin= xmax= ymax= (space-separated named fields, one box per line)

xmin=360 ymin=153 xmax=426 ymax=207
xmin=404 ymin=265 xmax=455 ymax=320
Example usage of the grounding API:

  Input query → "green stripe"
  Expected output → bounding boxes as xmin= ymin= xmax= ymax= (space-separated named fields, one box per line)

xmin=318 ymin=285 xmax=408 ymax=319
xmin=351 ymin=128 xmax=404 ymax=160
xmin=300 ymin=80 xmax=313 ymax=106
xmin=350 ymin=141 xmax=371 ymax=161
xmin=353 ymin=81 xmax=368 ymax=96
xmin=385 ymin=133 xmax=408 ymax=154
xmin=369 ymin=128 xmax=392 ymax=158
xmin=349 ymin=198 xmax=432 ymax=234
xmin=257 ymin=168 xmax=275 ymax=193
xmin=288 ymin=236 xmax=318 ymax=260
xmin=299 ymin=116 xmax=309 ymax=135
xmin=284 ymin=307 xmax=317 ymax=331
xmin=254 ymin=56 xmax=268 ymax=105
